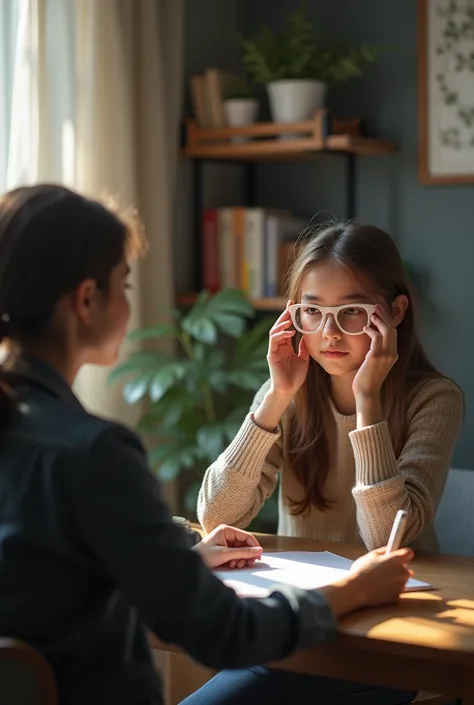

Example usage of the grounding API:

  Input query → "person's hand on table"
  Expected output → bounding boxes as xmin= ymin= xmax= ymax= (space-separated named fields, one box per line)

xmin=349 ymin=547 xmax=414 ymax=606
xmin=320 ymin=547 xmax=414 ymax=619
xmin=192 ymin=524 xmax=263 ymax=570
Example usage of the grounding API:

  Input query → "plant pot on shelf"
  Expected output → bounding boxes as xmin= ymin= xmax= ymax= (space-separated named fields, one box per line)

xmin=224 ymin=98 xmax=259 ymax=143
xmin=266 ymin=79 xmax=327 ymax=139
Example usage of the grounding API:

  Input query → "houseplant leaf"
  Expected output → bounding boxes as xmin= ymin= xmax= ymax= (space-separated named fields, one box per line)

xmin=232 ymin=316 xmax=273 ymax=365
xmin=123 ymin=374 xmax=154 ymax=404
xmin=137 ymin=388 xmax=200 ymax=433
xmin=212 ymin=312 xmax=246 ymax=337
xmin=108 ymin=351 xmax=171 ymax=383
xmin=228 ymin=369 xmax=268 ymax=390
xmin=149 ymin=442 xmax=204 ymax=481
xmin=196 ymin=424 xmax=226 ymax=460
xmin=208 ymin=369 xmax=229 ymax=393
xmin=181 ymin=315 xmax=217 ymax=344
xmin=149 ymin=361 xmax=188 ymax=401
xmin=206 ymin=288 xmax=254 ymax=317
xmin=127 ymin=323 xmax=177 ymax=340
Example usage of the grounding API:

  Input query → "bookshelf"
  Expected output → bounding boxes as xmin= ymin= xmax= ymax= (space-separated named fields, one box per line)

xmin=179 ymin=109 xmax=397 ymax=311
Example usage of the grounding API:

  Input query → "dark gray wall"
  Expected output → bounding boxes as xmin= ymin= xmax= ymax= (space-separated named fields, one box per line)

xmin=238 ymin=0 xmax=474 ymax=469
xmin=436 ymin=469 xmax=474 ymax=555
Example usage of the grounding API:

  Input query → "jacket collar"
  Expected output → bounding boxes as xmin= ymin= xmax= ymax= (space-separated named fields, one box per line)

xmin=8 ymin=356 xmax=83 ymax=409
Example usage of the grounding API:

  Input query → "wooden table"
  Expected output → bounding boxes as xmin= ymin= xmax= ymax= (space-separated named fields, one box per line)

xmin=151 ymin=534 xmax=474 ymax=704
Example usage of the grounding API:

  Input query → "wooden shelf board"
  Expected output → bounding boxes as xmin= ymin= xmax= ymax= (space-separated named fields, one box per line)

xmin=183 ymin=113 xmax=397 ymax=161
xmin=182 ymin=138 xmax=323 ymax=161
xmin=177 ymin=294 xmax=287 ymax=311
xmin=183 ymin=135 xmax=395 ymax=161
xmin=189 ymin=117 xmax=324 ymax=140
xmin=325 ymin=134 xmax=397 ymax=155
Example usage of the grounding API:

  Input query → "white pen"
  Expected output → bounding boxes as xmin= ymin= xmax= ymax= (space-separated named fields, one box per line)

xmin=385 ymin=509 xmax=408 ymax=555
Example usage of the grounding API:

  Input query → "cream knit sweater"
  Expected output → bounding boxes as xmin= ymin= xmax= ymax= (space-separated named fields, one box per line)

xmin=197 ymin=377 xmax=463 ymax=552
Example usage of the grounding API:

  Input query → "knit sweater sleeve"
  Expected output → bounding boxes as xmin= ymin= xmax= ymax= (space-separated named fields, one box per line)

xmin=350 ymin=378 xmax=463 ymax=551
xmin=197 ymin=381 xmax=282 ymax=532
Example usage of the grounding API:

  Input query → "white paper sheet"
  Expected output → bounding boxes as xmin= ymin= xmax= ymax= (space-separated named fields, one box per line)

xmin=215 ymin=551 xmax=433 ymax=597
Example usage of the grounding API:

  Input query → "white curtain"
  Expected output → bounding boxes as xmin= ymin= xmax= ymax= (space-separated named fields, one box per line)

xmin=0 ymin=0 xmax=184 ymax=426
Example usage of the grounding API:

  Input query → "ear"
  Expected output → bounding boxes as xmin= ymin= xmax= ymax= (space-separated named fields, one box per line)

xmin=70 ymin=278 xmax=101 ymax=325
xmin=391 ymin=294 xmax=409 ymax=327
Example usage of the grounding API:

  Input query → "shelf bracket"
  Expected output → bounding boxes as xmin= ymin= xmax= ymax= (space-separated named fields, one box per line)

xmin=191 ymin=158 xmax=203 ymax=293
xmin=345 ymin=152 xmax=356 ymax=219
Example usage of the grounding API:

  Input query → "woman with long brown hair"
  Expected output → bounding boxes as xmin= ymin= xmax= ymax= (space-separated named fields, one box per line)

xmin=198 ymin=221 xmax=463 ymax=553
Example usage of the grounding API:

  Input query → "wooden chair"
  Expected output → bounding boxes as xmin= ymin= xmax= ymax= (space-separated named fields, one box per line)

xmin=0 ymin=638 xmax=58 ymax=705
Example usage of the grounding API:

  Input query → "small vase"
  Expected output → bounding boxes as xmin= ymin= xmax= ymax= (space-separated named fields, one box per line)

xmin=224 ymin=98 xmax=259 ymax=143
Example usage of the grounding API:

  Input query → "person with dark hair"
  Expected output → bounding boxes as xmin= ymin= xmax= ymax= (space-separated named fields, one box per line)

xmin=0 ymin=186 xmax=415 ymax=705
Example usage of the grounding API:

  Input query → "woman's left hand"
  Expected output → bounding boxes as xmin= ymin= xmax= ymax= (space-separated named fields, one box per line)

xmin=352 ymin=305 xmax=399 ymax=399
xmin=193 ymin=524 xmax=263 ymax=570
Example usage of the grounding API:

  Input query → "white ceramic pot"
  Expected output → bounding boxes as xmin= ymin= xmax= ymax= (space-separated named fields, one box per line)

xmin=266 ymin=79 xmax=327 ymax=138
xmin=224 ymin=98 xmax=259 ymax=143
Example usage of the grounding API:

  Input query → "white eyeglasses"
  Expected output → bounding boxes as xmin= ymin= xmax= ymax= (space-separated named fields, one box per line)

xmin=288 ymin=303 xmax=376 ymax=336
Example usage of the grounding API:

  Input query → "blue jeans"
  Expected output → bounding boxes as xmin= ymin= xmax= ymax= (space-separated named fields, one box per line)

xmin=179 ymin=666 xmax=416 ymax=705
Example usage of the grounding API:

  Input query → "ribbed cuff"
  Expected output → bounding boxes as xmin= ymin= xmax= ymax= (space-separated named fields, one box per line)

xmin=349 ymin=420 xmax=399 ymax=486
xmin=222 ymin=413 xmax=281 ymax=482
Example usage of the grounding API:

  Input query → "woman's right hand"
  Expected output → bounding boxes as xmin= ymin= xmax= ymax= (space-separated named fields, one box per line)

xmin=267 ymin=301 xmax=310 ymax=398
xmin=350 ymin=547 xmax=414 ymax=609
xmin=320 ymin=548 xmax=414 ymax=619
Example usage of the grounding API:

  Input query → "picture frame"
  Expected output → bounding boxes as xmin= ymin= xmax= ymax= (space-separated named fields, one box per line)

xmin=418 ymin=0 xmax=474 ymax=184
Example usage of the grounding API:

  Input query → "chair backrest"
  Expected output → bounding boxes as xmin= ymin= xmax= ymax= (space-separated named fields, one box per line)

xmin=0 ymin=638 xmax=58 ymax=705
xmin=435 ymin=467 xmax=474 ymax=556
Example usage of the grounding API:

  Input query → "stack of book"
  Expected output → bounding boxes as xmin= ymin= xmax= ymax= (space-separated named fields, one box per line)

xmin=190 ymin=68 xmax=246 ymax=127
xmin=201 ymin=207 xmax=306 ymax=298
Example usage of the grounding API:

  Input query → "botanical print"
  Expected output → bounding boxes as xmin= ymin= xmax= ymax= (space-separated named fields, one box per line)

xmin=427 ymin=0 xmax=474 ymax=178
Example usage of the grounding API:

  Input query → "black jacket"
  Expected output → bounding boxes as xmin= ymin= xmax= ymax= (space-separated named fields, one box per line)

xmin=0 ymin=358 xmax=336 ymax=705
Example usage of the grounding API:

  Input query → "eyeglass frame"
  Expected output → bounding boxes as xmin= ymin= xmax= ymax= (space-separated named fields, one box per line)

xmin=288 ymin=303 xmax=377 ymax=336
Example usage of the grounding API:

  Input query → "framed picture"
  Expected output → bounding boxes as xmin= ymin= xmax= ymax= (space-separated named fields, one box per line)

xmin=418 ymin=0 xmax=474 ymax=184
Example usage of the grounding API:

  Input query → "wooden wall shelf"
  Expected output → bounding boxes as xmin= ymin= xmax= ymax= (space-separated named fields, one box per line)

xmin=177 ymin=294 xmax=287 ymax=312
xmin=183 ymin=110 xmax=397 ymax=161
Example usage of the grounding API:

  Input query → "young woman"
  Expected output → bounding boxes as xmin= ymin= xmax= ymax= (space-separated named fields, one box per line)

xmin=0 ymin=186 xmax=415 ymax=705
xmin=197 ymin=222 xmax=463 ymax=553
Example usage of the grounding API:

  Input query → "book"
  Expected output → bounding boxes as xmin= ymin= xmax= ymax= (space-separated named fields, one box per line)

xmin=202 ymin=209 xmax=219 ymax=292
xmin=204 ymin=69 xmax=245 ymax=127
xmin=233 ymin=207 xmax=246 ymax=291
xmin=215 ymin=551 xmax=434 ymax=597
xmin=217 ymin=208 xmax=237 ymax=289
xmin=189 ymin=75 xmax=209 ymax=126
xmin=244 ymin=208 xmax=265 ymax=298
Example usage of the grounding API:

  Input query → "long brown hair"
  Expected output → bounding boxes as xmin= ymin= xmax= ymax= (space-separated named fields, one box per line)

xmin=0 ymin=184 xmax=146 ymax=431
xmin=285 ymin=221 xmax=446 ymax=515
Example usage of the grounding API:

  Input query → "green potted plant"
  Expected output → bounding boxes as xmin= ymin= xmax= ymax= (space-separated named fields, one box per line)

xmin=239 ymin=6 xmax=382 ymax=125
xmin=109 ymin=289 xmax=274 ymax=523
xmin=223 ymin=79 xmax=259 ymax=143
